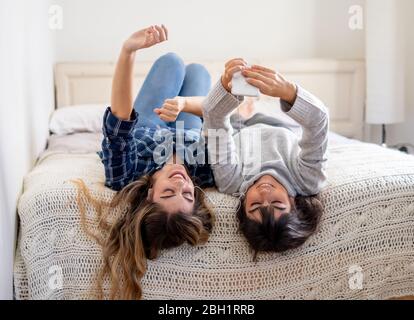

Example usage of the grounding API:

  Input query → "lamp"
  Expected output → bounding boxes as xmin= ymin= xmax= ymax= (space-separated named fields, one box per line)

xmin=365 ymin=0 xmax=405 ymax=147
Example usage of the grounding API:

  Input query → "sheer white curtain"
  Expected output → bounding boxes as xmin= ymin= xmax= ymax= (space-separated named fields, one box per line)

xmin=0 ymin=0 xmax=55 ymax=299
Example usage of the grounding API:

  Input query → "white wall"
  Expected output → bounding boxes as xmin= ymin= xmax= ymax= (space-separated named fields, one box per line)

xmin=54 ymin=0 xmax=365 ymax=62
xmin=53 ymin=0 xmax=414 ymax=147
xmin=0 ymin=0 xmax=55 ymax=299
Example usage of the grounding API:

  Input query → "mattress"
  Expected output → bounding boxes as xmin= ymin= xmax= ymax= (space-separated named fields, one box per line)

xmin=14 ymin=132 xmax=414 ymax=300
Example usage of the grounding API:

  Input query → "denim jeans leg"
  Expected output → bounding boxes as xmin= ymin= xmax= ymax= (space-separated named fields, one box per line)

xmin=134 ymin=52 xmax=186 ymax=129
xmin=173 ymin=63 xmax=212 ymax=131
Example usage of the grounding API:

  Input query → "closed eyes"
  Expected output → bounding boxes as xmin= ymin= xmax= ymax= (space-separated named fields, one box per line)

xmin=249 ymin=201 xmax=287 ymax=213
xmin=160 ymin=188 xmax=175 ymax=198
xmin=160 ymin=189 xmax=194 ymax=202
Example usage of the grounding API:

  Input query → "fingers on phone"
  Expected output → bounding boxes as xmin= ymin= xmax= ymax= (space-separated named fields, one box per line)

xmin=226 ymin=59 xmax=247 ymax=69
xmin=246 ymin=78 xmax=268 ymax=93
xmin=251 ymin=65 xmax=276 ymax=74
xmin=243 ymin=70 xmax=275 ymax=87
xmin=227 ymin=66 xmax=246 ymax=79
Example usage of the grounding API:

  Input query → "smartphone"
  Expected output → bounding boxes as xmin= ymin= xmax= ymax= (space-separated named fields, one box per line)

xmin=231 ymin=71 xmax=260 ymax=97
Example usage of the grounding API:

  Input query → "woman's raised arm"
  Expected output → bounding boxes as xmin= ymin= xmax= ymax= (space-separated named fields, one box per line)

xmin=111 ymin=25 xmax=168 ymax=120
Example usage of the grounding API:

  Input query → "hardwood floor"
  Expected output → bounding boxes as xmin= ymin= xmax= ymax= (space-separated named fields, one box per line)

xmin=391 ymin=296 xmax=414 ymax=300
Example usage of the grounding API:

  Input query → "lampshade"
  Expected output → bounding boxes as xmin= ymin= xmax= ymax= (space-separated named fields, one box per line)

xmin=365 ymin=0 xmax=405 ymax=125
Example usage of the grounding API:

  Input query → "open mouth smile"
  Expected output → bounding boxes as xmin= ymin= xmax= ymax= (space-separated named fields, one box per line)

xmin=257 ymin=183 xmax=275 ymax=189
xmin=169 ymin=171 xmax=187 ymax=181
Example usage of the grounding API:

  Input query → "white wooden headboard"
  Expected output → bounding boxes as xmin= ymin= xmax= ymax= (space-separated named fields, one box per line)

xmin=55 ymin=59 xmax=365 ymax=139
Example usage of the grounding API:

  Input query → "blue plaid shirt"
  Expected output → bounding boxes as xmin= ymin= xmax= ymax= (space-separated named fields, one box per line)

xmin=98 ymin=107 xmax=215 ymax=191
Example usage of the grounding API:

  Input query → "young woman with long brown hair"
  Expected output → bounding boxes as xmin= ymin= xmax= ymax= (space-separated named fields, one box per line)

xmin=76 ymin=25 xmax=215 ymax=299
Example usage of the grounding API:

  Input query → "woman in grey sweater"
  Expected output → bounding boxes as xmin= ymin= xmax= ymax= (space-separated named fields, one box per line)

xmin=201 ymin=58 xmax=329 ymax=257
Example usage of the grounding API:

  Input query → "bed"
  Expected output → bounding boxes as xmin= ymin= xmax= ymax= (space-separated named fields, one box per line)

xmin=14 ymin=60 xmax=414 ymax=300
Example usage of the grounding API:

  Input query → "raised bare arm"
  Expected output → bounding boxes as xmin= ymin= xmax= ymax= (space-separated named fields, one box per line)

xmin=111 ymin=25 xmax=168 ymax=120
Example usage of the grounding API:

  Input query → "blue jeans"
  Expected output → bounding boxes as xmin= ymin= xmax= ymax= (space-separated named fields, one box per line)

xmin=134 ymin=52 xmax=212 ymax=130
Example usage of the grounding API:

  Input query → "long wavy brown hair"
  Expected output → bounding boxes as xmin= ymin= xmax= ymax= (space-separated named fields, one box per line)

xmin=72 ymin=175 xmax=214 ymax=300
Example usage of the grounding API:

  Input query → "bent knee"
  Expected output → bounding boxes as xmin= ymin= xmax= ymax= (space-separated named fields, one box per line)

xmin=155 ymin=52 xmax=185 ymax=69
xmin=186 ymin=63 xmax=210 ymax=76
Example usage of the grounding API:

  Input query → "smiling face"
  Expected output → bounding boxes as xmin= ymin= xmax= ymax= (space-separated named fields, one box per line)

xmin=150 ymin=164 xmax=195 ymax=215
xmin=245 ymin=175 xmax=294 ymax=222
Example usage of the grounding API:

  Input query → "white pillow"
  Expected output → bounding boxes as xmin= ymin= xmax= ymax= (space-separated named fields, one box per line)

xmin=49 ymin=104 xmax=108 ymax=135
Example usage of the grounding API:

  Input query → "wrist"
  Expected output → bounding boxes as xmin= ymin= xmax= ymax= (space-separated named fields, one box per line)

xmin=221 ymin=76 xmax=231 ymax=93
xmin=282 ymin=82 xmax=297 ymax=105
xmin=179 ymin=97 xmax=187 ymax=112
xmin=121 ymin=43 xmax=138 ymax=57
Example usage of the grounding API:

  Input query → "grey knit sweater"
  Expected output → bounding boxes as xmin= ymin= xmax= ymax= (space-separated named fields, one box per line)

xmin=202 ymin=81 xmax=329 ymax=197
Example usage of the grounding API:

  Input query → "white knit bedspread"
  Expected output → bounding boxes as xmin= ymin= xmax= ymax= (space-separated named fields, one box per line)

xmin=14 ymin=139 xmax=414 ymax=300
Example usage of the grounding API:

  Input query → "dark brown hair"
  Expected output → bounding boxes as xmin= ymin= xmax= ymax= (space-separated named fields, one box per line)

xmin=73 ymin=175 xmax=214 ymax=300
xmin=237 ymin=195 xmax=323 ymax=260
